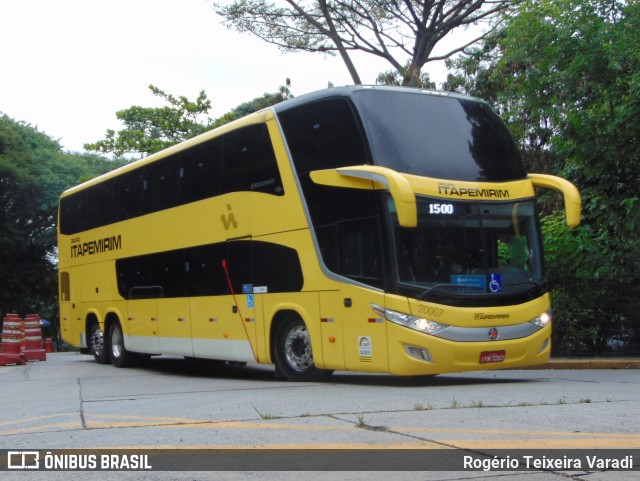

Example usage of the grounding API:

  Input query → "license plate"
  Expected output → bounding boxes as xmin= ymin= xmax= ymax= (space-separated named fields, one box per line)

xmin=479 ymin=350 xmax=506 ymax=364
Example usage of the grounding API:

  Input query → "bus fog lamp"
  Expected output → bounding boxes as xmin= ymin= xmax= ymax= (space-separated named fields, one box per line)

xmin=538 ymin=338 xmax=550 ymax=353
xmin=404 ymin=345 xmax=433 ymax=362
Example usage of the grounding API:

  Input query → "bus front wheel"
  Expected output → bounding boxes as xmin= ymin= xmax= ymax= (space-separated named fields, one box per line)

xmin=273 ymin=317 xmax=332 ymax=382
xmin=108 ymin=321 xmax=137 ymax=368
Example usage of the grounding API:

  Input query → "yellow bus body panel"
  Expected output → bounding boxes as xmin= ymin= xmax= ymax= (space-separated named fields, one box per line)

xmin=58 ymin=101 xmax=558 ymax=377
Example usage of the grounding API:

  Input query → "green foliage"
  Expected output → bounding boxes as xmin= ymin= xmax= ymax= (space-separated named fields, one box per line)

xmin=0 ymin=115 xmax=123 ymax=319
xmin=508 ymin=0 xmax=639 ymax=281
xmin=497 ymin=237 xmax=528 ymax=270
xmin=447 ymin=0 xmax=640 ymax=355
xmin=211 ymin=78 xmax=293 ymax=127
xmin=449 ymin=0 xmax=640 ymax=281
xmin=540 ymin=212 xmax=602 ymax=280
xmin=86 ymin=81 xmax=294 ymax=158
xmin=84 ymin=85 xmax=214 ymax=157
xmin=376 ymin=69 xmax=436 ymax=90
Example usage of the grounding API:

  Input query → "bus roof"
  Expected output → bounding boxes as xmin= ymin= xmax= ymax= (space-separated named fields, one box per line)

xmin=271 ymin=85 xmax=483 ymax=114
xmin=60 ymin=109 xmax=274 ymax=197
xmin=60 ymin=86 xmax=483 ymax=198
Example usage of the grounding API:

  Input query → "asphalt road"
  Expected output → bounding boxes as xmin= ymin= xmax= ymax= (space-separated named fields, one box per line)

xmin=1 ymin=352 xmax=638 ymax=480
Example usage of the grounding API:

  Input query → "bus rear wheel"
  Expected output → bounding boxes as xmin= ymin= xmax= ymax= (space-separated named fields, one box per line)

xmin=88 ymin=319 xmax=109 ymax=364
xmin=273 ymin=317 xmax=332 ymax=382
xmin=108 ymin=321 xmax=137 ymax=368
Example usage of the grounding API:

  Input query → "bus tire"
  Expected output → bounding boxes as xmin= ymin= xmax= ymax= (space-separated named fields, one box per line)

xmin=273 ymin=316 xmax=332 ymax=382
xmin=108 ymin=321 xmax=137 ymax=368
xmin=88 ymin=319 xmax=109 ymax=364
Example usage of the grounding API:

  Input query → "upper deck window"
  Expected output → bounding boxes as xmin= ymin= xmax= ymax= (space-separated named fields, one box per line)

xmin=351 ymin=90 xmax=526 ymax=182
xmin=59 ymin=123 xmax=282 ymax=235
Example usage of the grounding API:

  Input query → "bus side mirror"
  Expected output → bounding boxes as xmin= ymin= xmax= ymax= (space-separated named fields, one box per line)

xmin=528 ymin=173 xmax=582 ymax=228
xmin=310 ymin=165 xmax=417 ymax=227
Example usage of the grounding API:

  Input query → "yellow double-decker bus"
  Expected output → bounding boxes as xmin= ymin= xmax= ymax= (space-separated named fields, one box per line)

xmin=57 ymin=86 xmax=580 ymax=380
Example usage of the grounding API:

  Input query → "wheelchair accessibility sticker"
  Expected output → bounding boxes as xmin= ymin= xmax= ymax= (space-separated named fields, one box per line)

xmin=489 ymin=274 xmax=502 ymax=293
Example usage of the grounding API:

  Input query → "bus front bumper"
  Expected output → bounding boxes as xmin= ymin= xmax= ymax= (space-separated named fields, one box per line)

xmin=387 ymin=322 xmax=552 ymax=376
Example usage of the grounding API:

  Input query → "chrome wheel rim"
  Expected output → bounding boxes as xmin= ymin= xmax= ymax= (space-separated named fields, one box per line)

xmin=111 ymin=325 xmax=123 ymax=359
xmin=91 ymin=324 xmax=104 ymax=357
xmin=284 ymin=325 xmax=313 ymax=372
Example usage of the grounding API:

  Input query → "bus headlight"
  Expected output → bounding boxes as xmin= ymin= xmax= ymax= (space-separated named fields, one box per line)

xmin=371 ymin=304 xmax=448 ymax=335
xmin=530 ymin=309 xmax=552 ymax=328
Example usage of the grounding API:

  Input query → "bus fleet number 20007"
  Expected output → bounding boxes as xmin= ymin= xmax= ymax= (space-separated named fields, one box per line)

xmin=417 ymin=304 xmax=444 ymax=318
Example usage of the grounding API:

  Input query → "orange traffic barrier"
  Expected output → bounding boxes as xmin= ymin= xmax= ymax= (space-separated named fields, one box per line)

xmin=21 ymin=314 xmax=46 ymax=362
xmin=0 ymin=314 xmax=27 ymax=366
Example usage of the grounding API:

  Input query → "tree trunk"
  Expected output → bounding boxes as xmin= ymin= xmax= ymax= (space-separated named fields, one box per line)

xmin=319 ymin=0 xmax=362 ymax=84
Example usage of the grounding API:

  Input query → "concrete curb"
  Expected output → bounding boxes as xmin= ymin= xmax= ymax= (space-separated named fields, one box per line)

xmin=527 ymin=358 xmax=640 ymax=369
xmin=30 ymin=352 xmax=640 ymax=370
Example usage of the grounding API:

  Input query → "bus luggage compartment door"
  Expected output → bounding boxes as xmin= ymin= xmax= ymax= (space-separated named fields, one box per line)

xmin=157 ymin=298 xmax=193 ymax=357
xmin=125 ymin=298 xmax=160 ymax=354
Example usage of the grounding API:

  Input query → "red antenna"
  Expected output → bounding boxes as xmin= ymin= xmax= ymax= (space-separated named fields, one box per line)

xmin=221 ymin=259 xmax=257 ymax=361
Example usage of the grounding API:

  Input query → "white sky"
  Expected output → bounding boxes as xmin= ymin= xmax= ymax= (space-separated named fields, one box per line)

xmin=0 ymin=0 xmax=465 ymax=153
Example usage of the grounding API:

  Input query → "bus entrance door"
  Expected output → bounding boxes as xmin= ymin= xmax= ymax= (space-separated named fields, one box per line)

xmin=235 ymin=287 xmax=258 ymax=363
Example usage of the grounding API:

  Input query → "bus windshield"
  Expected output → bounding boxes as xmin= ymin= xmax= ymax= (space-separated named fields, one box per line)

xmin=391 ymin=197 xmax=544 ymax=304
xmin=352 ymin=89 xmax=526 ymax=182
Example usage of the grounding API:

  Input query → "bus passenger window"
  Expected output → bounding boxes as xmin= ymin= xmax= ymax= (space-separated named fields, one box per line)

xmin=178 ymin=139 xmax=222 ymax=204
xmin=221 ymin=124 xmax=283 ymax=196
xmin=113 ymin=169 xmax=144 ymax=222
xmin=142 ymin=157 xmax=179 ymax=214
xmin=60 ymin=272 xmax=71 ymax=301
xmin=86 ymin=182 xmax=113 ymax=229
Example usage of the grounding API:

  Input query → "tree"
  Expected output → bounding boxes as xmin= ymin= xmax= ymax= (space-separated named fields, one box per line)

xmin=210 ymin=78 xmax=294 ymax=126
xmin=84 ymin=85 xmax=214 ymax=158
xmin=445 ymin=0 xmax=640 ymax=355
xmin=213 ymin=0 xmax=512 ymax=86
xmin=0 ymin=115 xmax=122 ymax=318
xmin=85 ymin=81 xmax=294 ymax=158
xmin=376 ymin=69 xmax=435 ymax=88
xmin=452 ymin=0 xmax=640 ymax=280
xmin=0 ymin=117 xmax=51 ymax=316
